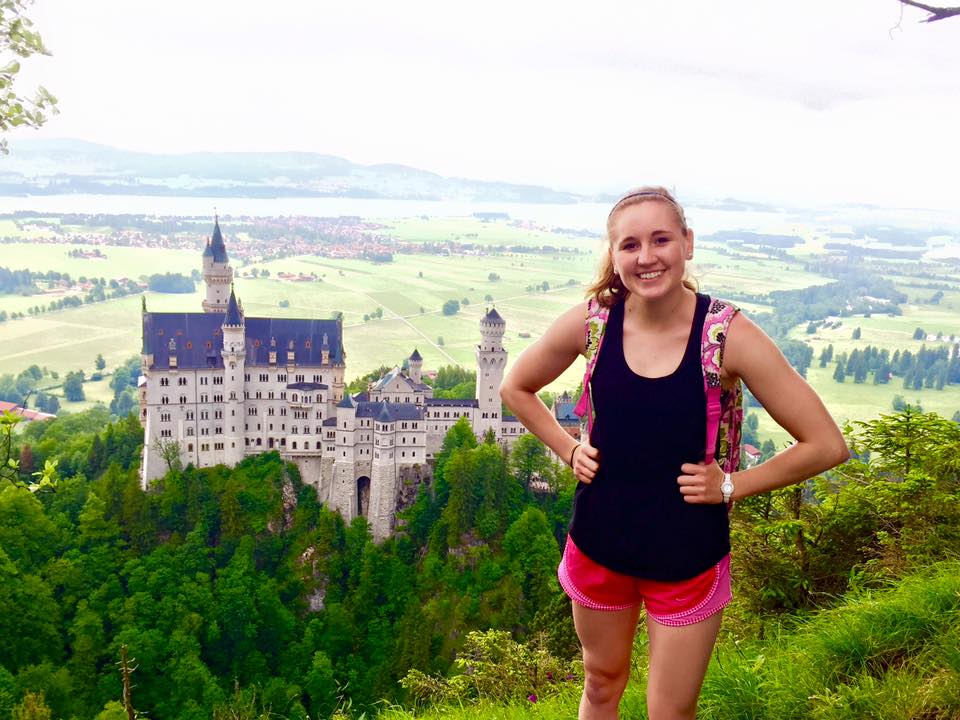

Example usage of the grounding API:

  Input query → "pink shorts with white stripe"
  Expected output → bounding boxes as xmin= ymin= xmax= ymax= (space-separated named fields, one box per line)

xmin=557 ymin=536 xmax=731 ymax=627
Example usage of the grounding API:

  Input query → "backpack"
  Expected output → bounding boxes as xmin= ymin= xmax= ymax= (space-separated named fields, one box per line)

xmin=573 ymin=296 xmax=744 ymax=473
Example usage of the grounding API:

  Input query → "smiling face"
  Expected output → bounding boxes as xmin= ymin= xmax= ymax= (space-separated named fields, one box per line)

xmin=608 ymin=198 xmax=694 ymax=303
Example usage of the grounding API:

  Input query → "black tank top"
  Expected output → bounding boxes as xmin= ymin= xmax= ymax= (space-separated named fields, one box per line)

xmin=568 ymin=293 xmax=730 ymax=581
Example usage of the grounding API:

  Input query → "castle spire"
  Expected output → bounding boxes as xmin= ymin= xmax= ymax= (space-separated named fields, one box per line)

xmin=223 ymin=284 xmax=244 ymax=326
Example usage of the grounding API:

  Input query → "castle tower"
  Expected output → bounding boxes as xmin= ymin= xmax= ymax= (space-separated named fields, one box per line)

xmin=408 ymin=348 xmax=423 ymax=384
xmin=368 ymin=404 xmax=399 ymax=542
xmin=220 ymin=286 xmax=246 ymax=466
xmin=202 ymin=216 xmax=233 ymax=313
xmin=475 ymin=307 xmax=507 ymax=439
xmin=331 ymin=394 xmax=359 ymax=521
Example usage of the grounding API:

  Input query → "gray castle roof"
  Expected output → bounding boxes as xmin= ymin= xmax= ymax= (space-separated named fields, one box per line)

xmin=356 ymin=401 xmax=423 ymax=422
xmin=409 ymin=348 xmax=422 ymax=361
xmin=370 ymin=367 xmax=430 ymax=393
xmin=484 ymin=307 xmax=505 ymax=324
xmin=554 ymin=398 xmax=578 ymax=422
xmin=337 ymin=394 xmax=355 ymax=408
xmin=425 ymin=397 xmax=479 ymax=407
xmin=288 ymin=382 xmax=328 ymax=391
xmin=202 ymin=218 xmax=229 ymax=263
xmin=142 ymin=313 xmax=344 ymax=370
xmin=223 ymin=287 xmax=243 ymax=326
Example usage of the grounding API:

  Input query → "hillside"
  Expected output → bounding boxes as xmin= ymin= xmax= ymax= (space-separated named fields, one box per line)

xmin=0 ymin=140 xmax=585 ymax=203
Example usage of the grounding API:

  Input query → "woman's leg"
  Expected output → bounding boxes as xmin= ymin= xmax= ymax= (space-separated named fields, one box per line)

xmin=573 ymin=602 xmax=642 ymax=720
xmin=644 ymin=611 xmax=723 ymax=720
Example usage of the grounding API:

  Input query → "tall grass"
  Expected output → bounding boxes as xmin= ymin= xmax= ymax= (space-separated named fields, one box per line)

xmin=383 ymin=563 xmax=960 ymax=719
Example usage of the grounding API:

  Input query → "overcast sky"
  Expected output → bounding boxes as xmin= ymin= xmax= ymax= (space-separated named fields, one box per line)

xmin=9 ymin=0 xmax=960 ymax=209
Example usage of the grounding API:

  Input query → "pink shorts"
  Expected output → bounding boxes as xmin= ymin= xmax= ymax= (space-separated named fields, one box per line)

xmin=558 ymin=536 xmax=731 ymax=627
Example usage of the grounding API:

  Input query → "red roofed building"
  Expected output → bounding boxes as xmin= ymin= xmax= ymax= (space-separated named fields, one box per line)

xmin=0 ymin=401 xmax=56 ymax=423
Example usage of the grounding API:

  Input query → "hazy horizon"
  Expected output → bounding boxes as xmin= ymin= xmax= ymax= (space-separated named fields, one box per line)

xmin=6 ymin=0 xmax=960 ymax=211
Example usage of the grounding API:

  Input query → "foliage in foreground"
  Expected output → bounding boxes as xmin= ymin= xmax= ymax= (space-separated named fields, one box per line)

xmin=382 ymin=563 xmax=960 ymax=720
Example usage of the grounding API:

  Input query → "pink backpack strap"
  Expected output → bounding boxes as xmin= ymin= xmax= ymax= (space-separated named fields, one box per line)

xmin=701 ymin=297 xmax=739 ymax=465
xmin=573 ymin=298 xmax=610 ymax=434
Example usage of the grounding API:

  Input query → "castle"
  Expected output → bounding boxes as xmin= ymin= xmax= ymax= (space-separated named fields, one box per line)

xmin=139 ymin=219 xmax=528 ymax=539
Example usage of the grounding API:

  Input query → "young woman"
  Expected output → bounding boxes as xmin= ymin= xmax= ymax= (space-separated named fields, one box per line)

xmin=499 ymin=187 xmax=849 ymax=720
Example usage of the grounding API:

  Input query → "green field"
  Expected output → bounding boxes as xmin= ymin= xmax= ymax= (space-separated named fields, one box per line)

xmin=1 ymin=215 xmax=958 ymax=435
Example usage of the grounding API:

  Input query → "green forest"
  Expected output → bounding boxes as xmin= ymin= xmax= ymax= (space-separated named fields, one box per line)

xmin=2 ymin=405 xmax=960 ymax=720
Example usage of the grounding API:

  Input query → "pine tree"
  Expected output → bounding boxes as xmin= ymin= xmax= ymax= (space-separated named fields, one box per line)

xmin=833 ymin=358 xmax=846 ymax=383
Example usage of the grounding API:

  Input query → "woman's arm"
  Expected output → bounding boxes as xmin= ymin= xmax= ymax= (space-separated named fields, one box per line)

xmin=679 ymin=312 xmax=849 ymax=503
xmin=500 ymin=301 xmax=600 ymax=480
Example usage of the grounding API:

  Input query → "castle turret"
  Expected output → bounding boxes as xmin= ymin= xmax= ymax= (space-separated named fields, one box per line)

xmin=202 ymin=216 xmax=233 ymax=313
xmin=475 ymin=307 xmax=507 ymax=440
xmin=220 ymin=286 xmax=246 ymax=466
xmin=331 ymin=394 xmax=359 ymax=520
xmin=408 ymin=348 xmax=423 ymax=384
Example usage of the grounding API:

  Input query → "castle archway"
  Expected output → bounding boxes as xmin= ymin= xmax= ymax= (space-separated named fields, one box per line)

xmin=357 ymin=476 xmax=371 ymax=518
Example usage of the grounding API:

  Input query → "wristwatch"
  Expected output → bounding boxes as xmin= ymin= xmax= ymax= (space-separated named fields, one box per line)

xmin=720 ymin=472 xmax=735 ymax=503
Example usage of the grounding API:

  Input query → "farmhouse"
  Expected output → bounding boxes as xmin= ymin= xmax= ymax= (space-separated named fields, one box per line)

xmin=139 ymin=218 xmax=526 ymax=540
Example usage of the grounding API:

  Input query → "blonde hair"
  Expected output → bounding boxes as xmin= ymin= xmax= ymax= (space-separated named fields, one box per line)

xmin=586 ymin=185 xmax=698 ymax=306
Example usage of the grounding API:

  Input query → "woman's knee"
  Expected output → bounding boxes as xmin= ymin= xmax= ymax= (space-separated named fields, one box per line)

xmin=647 ymin=686 xmax=698 ymax=720
xmin=582 ymin=662 xmax=630 ymax=707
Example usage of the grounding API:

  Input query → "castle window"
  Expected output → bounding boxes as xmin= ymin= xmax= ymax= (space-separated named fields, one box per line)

xmin=161 ymin=396 xmax=169 ymax=404
xmin=188 ymin=443 xmax=194 ymax=452
xmin=186 ymin=341 xmax=192 ymax=349
xmin=160 ymin=377 xmax=169 ymax=386
xmin=186 ymin=427 xmax=194 ymax=436
xmin=179 ymin=395 xmax=187 ymax=404
xmin=157 ymin=329 xmax=164 ymax=336
xmin=292 ymin=441 xmax=297 ymax=449
xmin=178 ymin=377 xmax=187 ymax=386
xmin=254 ymin=339 xmax=261 ymax=347
xmin=186 ymin=411 xmax=194 ymax=420
xmin=256 ymin=438 xmax=262 ymax=446
xmin=305 ymin=340 xmax=312 ymax=349
xmin=206 ymin=341 xmax=212 ymax=349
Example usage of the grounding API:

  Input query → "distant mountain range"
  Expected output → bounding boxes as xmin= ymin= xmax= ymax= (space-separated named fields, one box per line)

xmin=0 ymin=139 xmax=589 ymax=203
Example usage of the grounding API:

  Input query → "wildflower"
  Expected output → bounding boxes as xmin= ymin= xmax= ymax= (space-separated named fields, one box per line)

xmin=527 ymin=694 xmax=538 ymax=703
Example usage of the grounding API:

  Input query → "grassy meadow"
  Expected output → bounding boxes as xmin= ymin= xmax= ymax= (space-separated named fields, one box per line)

xmin=1 ymin=213 xmax=958 ymax=437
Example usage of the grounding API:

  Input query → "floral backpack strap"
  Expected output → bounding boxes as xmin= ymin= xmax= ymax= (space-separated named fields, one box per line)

xmin=700 ymin=297 xmax=740 ymax=466
xmin=573 ymin=298 xmax=610 ymax=435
